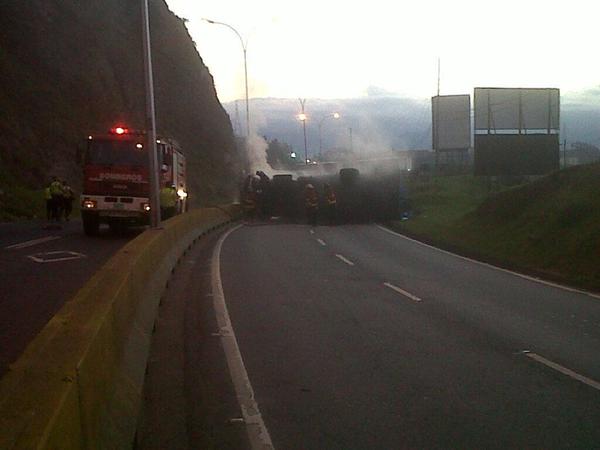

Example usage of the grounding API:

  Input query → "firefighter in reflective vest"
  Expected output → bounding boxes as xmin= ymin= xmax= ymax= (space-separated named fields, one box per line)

xmin=160 ymin=182 xmax=178 ymax=220
xmin=305 ymin=184 xmax=319 ymax=227
xmin=62 ymin=182 xmax=75 ymax=221
xmin=242 ymin=174 xmax=258 ymax=221
xmin=44 ymin=185 xmax=52 ymax=220
xmin=48 ymin=177 xmax=64 ymax=221
xmin=324 ymin=183 xmax=337 ymax=225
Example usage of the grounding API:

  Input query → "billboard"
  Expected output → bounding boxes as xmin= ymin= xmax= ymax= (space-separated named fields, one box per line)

xmin=432 ymin=95 xmax=471 ymax=151
xmin=474 ymin=87 xmax=560 ymax=131
xmin=474 ymin=87 xmax=560 ymax=175
xmin=474 ymin=134 xmax=559 ymax=176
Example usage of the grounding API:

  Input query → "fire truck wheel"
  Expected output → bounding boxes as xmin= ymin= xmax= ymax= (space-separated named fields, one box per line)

xmin=82 ymin=215 xmax=100 ymax=236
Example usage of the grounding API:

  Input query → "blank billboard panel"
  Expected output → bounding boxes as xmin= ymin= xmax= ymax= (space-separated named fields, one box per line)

xmin=432 ymin=95 xmax=471 ymax=151
xmin=474 ymin=134 xmax=559 ymax=176
xmin=474 ymin=88 xmax=559 ymax=131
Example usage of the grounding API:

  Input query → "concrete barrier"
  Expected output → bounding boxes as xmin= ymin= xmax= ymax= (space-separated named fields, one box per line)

xmin=0 ymin=206 xmax=241 ymax=449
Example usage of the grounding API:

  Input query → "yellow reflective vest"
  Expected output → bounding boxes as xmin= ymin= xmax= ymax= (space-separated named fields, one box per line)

xmin=49 ymin=181 xmax=63 ymax=196
xmin=160 ymin=187 xmax=177 ymax=208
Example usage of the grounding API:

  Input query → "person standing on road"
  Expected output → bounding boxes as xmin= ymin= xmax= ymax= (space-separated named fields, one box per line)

xmin=62 ymin=182 xmax=74 ymax=221
xmin=324 ymin=183 xmax=337 ymax=225
xmin=242 ymin=174 xmax=258 ymax=222
xmin=305 ymin=184 xmax=319 ymax=227
xmin=255 ymin=171 xmax=271 ymax=219
xmin=44 ymin=185 xmax=52 ymax=220
xmin=48 ymin=177 xmax=64 ymax=221
xmin=159 ymin=182 xmax=178 ymax=220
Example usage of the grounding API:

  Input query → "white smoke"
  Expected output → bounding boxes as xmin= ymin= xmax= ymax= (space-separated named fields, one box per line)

xmin=246 ymin=132 xmax=270 ymax=174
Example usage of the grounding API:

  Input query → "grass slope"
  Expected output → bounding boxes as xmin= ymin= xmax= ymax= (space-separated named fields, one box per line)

xmin=391 ymin=165 xmax=600 ymax=291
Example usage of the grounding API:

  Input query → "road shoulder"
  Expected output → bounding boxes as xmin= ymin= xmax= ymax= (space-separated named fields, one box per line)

xmin=136 ymin=226 xmax=250 ymax=449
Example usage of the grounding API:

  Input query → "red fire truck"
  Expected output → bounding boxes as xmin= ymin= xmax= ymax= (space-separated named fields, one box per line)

xmin=81 ymin=126 xmax=187 ymax=235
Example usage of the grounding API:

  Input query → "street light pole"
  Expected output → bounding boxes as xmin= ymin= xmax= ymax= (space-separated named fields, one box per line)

xmin=349 ymin=127 xmax=353 ymax=152
xmin=203 ymin=19 xmax=250 ymax=138
xmin=298 ymin=98 xmax=308 ymax=165
xmin=318 ymin=112 xmax=340 ymax=159
xmin=141 ymin=0 xmax=160 ymax=227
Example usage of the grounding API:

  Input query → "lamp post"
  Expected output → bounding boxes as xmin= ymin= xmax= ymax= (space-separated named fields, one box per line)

xmin=141 ymin=0 xmax=160 ymax=227
xmin=349 ymin=127 xmax=353 ymax=152
xmin=202 ymin=18 xmax=250 ymax=139
xmin=298 ymin=98 xmax=308 ymax=165
xmin=318 ymin=112 xmax=340 ymax=159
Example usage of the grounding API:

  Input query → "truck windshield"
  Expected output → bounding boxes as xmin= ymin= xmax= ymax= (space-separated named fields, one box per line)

xmin=87 ymin=139 xmax=147 ymax=166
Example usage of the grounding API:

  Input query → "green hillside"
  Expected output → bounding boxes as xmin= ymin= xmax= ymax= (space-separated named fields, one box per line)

xmin=392 ymin=165 xmax=600 ymax=291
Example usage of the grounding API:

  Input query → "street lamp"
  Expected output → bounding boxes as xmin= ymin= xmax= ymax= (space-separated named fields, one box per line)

xmin=141 ymin=0 xmax=160 ymax=227
xmin=349 ymin=127 xmax=353 ymax=152
xmin=202 ymin=18 xmax=250 ymax=139
xmin=298 ymin=98 xmax=308 ymax=165
xmin=318 ymin=112 xmax=340 ymax=159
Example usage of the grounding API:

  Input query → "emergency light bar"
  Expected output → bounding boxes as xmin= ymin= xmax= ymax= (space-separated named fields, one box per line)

xmin=111 ymin=127 xmax=129 ymax=135
xmin=108 ymin=126 xmax=145 ymax=136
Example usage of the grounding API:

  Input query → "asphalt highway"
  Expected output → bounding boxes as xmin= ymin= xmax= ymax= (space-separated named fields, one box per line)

xmin=0 ymin=220 xmax=139 ymax=377
xmin=214 ymin=223 xmax=600 ymax=449
xmin=139 ymin=222 xmax=600 ymax=449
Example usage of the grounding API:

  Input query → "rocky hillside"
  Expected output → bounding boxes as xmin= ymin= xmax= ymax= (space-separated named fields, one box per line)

xmin=0 ymin=0 xmax=240 ymax=213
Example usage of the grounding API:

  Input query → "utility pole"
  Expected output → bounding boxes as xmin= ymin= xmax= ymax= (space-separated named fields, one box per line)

xmin=434 ymin=57 xmax=441 ymax=174
xmin=299 ymin=98 xmax=308 ymax=164
xmin=318 ymin=112 xmax=340 ymax=159
xmin=563 ymin=122 xmax=568 ymax=168
xmin=141 ymin=0 xmax=160 ymax=227
xmin=202 ymin=19 xmax=250 ymax=139
xmin=349 ymin=127 xmax=353 ymax=152
xmin=437 ymin=57 xmax=441 ymax=97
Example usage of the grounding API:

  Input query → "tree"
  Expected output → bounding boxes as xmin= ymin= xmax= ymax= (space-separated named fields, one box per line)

xmin=266 ymin=138 xmax=295 ymax=170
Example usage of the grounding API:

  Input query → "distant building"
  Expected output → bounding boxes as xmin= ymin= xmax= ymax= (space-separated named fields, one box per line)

xmin=319 ymin=149 xmax=435 ymax=174
xmin=393 ymin=149 xmax=435 ymax=172
xmin=564 ymin=142 xmax=600 ymax=167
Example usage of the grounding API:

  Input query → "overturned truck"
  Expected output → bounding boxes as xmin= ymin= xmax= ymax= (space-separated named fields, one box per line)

xmin=248 ymin=168 xmax=407 ymax=224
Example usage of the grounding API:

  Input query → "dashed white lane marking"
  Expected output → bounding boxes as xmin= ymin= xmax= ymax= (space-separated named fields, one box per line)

xmin=523 ymin=351 xmax=600 ymax=391
xmin=317 ymin=239 xmax=326 ymax=246
xmin=27 ymin=251 xmax=86 ymax=263
xmin=212 ymin=225 xmax=275 ymax=450
xmin=383 ymin=282 xmax=422 ymax=302
xmin=309 ymin=229 xmax=315 ymax=235
xmin=335 ymin=254 xmax=355 ymax=266
xmin=375 ymin=224 xmax=600 ymax=300
xmin=5 ymin=236 xmax=61 ymax=250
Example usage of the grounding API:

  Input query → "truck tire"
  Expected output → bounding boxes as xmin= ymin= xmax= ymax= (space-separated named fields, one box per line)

xmin=82 ymin=215 xmax=99 ymax=236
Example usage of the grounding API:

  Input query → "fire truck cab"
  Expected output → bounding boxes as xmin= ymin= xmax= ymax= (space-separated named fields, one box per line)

xmin=81 ymin=126 xmax=187 ymax=235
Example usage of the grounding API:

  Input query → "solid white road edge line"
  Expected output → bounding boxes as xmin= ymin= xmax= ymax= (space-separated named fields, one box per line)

xmin=316 ymin=239 xmax=326 ymax=246
xmin=335 ymin=254 xmax=355 ymax=266
xmin=523 ymin=351 xmax=600 ymax=391
xmin=375 ymin=224 xmax=600 ymax=300
xmin=211 ymin=224 xmax=275 ymax=450
xmin=4 ymin=235 xmax=61 ymax=249
xmin=383 ymin=282 xmax=422 ymax=302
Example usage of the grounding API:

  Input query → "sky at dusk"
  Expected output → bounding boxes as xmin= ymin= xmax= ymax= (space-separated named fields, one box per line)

xmin=164 ymin=0 xmax=598 ymax=103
